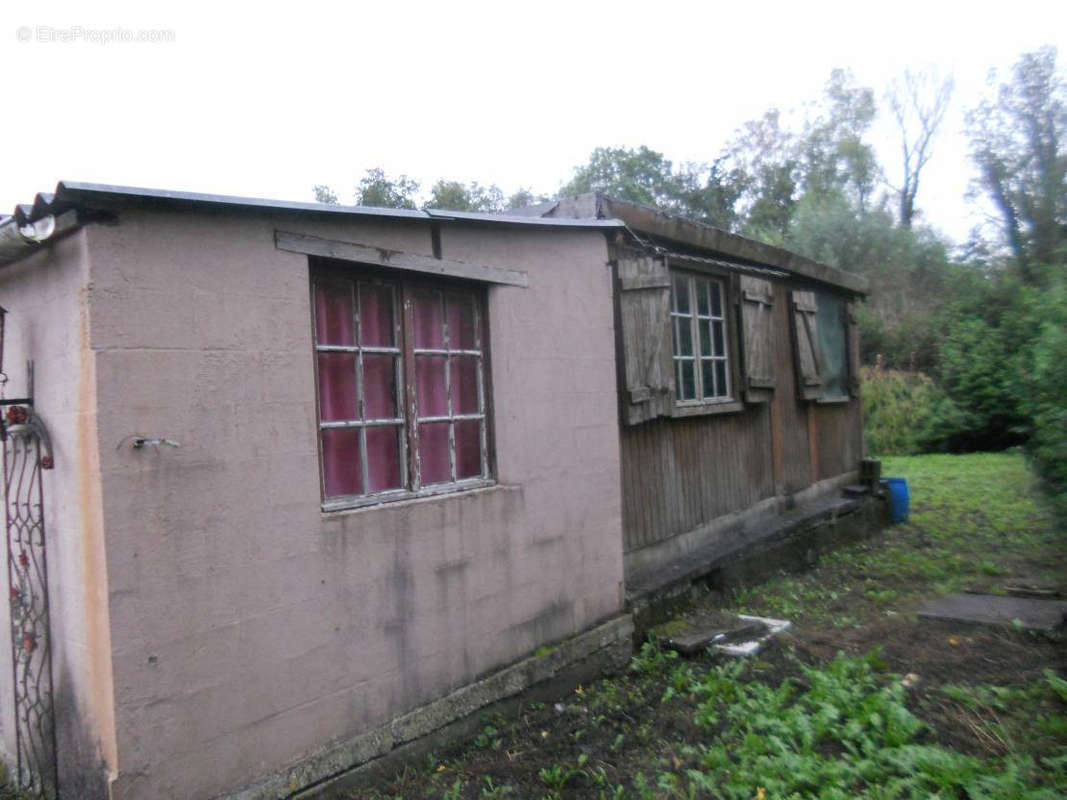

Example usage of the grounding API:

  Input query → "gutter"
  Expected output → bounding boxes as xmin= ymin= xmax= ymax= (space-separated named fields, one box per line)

xmin=0 ymin=210 xmax=80 ymax=266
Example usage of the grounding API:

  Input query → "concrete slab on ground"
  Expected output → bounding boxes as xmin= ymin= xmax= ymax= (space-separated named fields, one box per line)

xmin=918 ymin=593 xmax=1067 ymax=632
xmin=653 ymin=611 xmax=791 ymax=657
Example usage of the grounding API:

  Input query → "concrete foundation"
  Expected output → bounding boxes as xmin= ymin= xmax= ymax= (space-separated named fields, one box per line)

xmin=227 ymin=614 xmax=634 ymax=800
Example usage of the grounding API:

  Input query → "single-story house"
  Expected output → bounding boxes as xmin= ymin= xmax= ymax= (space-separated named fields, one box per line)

xmin=0 ymin=182 xmax=869 ymax=799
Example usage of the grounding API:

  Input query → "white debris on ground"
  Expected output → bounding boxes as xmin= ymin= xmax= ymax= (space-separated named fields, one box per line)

xmin=710 ymin=614 xmax=791 ymax=657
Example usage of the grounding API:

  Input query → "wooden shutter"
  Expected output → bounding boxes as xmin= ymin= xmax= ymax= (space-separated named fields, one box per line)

xmin=791 ymin=290 xmax=822 ymax=401
xmin=846 ymin=300 xmax=861 ymax=397
xmin=616 ymin=249 xmax=674 ymax=425
xmin=739 ymin=275 xmax=776 ymax=403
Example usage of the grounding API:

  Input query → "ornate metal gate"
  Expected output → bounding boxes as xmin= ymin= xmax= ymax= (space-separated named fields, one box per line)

xmin=1 ymin=307 xmax=58 ymax=799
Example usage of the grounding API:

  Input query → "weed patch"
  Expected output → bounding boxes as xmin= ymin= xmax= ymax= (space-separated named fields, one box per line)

xmin=350 ymin=453 xmax=1066 ymax=799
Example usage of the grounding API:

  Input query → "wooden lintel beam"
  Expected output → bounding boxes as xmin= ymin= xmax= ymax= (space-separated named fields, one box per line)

xmin=275 ymin=230 xmax=529 ymax=288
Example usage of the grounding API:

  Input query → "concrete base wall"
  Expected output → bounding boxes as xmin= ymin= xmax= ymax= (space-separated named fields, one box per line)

xmin=626 ymin=476 xmax=886 ymax=634
xmin=625 ymin=471 xmax=860 ymax=586
xmin=226 ymin=614 xmax=633 ymax=800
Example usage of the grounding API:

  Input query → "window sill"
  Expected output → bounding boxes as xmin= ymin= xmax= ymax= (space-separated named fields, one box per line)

xmin=321 ymin=478 xmax=497 ymax=514
xmin=815 ymin=396 xmax=852 ymax=405
xmin=670 ymin=400 xmax=744 ymax=418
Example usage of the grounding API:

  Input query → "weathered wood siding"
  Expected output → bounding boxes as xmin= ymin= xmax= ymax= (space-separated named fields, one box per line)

xmin=814 ymin=401 xmax=863 ymax=481
xmin=771 ymin=285 xmax=816 ymax=496
xmin=621 ymin=274 xmax=862 ymax=554
xmin=620 ymin=407 xmax=774 ymax=553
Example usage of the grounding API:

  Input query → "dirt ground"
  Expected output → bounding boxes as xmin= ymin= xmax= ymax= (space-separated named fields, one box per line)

xmin=355 ymin=453 xmax=1066 ymax=798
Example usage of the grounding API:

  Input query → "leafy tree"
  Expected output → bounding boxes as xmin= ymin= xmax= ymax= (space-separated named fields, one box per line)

xmin=427 ymin=180 xmax=506 ymax=212
xmin=356 ymin=168 xmax=420 ymax=209
xmin=313 ymin=184 xmax=339 ymax=205
xmin=1017 ymin=266 xmax=1067 ymax=518
xmin=560 ymin=146 xmax=743 ymax=230
xmin=784 ymin=190 xmax=953 ymax=371
xmin=672 ymin=158 xmax=745 ymax=231
xmin=725 ymin=109 xmax=799 ymax=239
xmin=967 ymin=46 xmax=1067 ymax=281
xmin=504 ymin=187 xmax=550 ymax=210
xmin=798 ymin=69 xmax=879 ymax=211
xmin=560 ymin=145 xmax=681 ymax=208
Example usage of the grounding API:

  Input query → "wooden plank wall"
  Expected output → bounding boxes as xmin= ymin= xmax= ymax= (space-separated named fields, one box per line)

xmin=814 ymin=401 xmax=863 ymax=481
xmin=771 ymin=286 xmax=815 ymax=496
xmin=620 ymin=275 xmax=862 ymax=555
xmin=620 ymin=406 xmax=774 ymax=553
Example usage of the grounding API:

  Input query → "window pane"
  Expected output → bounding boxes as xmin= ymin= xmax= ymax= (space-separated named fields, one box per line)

xmin=699 ymin=362 xmax=717 ymax=401
xmin=816 ymin=293 xmax=848 ymax=398
xmin=321 ymin=428 xmax=362 ymax=497
xmin=699 ymin=319 xmax=712 ymax=357
xmin=715 ymin=361 xmax=728 ymax=397
xmin=362 ymin=354 xmax=397 ymax=419
xmin=713 ymin=320 xmax=725 ymax=357
xmin=677 ymin=317 xmax=693 ymax=357
xmin=673 ymin=276 xmax=690 ymax=314
xmin=446 ymin=293 xmax=476 ymax=350
xmin=366 ymin=426 xmax=403 ymax=491
xmin=710 ymin=282 xmax=722 ymax=317
xmin=359 ymin=283 xmax=394 ymax=347
xmin=678 ymin=360 xmax=696 ymax=400
xmin=413 ymin=289 xmax=444 ymax=349
xmin=317 ymin=352 xmax=357 ymax=421
xmin=418 ymin=422 xmax=451 ymax=484
xmin=314 ymin=283 xmax=354 ymax=346
xmin=415 ymin=356 xmax=448 ymax=416
xmin=697 ymin=280 xmax=710 ymax=316
xmin=450 ymin=357 xmax=479 ymax=414
xmin=455 ymin=420 xmax=481 ymax=479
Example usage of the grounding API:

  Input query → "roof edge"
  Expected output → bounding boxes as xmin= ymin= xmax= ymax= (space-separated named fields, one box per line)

xmin=547 ymin=193 xmax=869 ymax=295
xmin=46 ymin=181 xmax=624 ymax=231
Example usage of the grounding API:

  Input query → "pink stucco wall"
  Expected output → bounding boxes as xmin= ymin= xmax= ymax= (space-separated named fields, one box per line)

xmin=78 ymin=209 xmax=623 ymax=798
xmin=0 ymin=230 xmax=118 ymax=795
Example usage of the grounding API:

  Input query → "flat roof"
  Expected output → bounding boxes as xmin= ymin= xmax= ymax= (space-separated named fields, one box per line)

xmin=6 ymin=181 xmax=626 ymax=231
xmin=2 ymin=183 xmax=868 ymax=293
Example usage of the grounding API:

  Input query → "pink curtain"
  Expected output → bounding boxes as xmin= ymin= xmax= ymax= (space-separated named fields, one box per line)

xmin=416 ymin=356 xmax=448 ymax=416
xmin=359 ymin=283 xmax=394 ymax=347
xmin=446 ymin=293 xmax=476 ymax=349
xmin=414 ymin=289 xmax=444 ymax=348
xmin=314 ymin=283 xmax=354 ymax=346
xmin=317 ymin=353 xmax=357 ymax=421
xmin=366 ymin=427 xmax=401 ymax=491
xmin=363 ymin=354 xmax=397 ymax=419
xmin=455 ymin=420 xmax=480 ymax=478
xmin=419 ymin=423 xmax=450 ymax=483
xmin=450 ymin=357 xmax=478 ymax=414
xmin=322 ymin=428 xmax=361 ymax=497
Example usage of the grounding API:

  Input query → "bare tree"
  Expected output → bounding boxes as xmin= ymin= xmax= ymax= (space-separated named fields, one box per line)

xmin=887 ymin=70 xmax=954 ymax=228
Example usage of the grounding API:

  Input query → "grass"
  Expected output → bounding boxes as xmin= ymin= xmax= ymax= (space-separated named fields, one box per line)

xmin=727 ymin=451 xmax=1063 ymax=629
xmin=350 ymin=450 xmax=1066 ymax=799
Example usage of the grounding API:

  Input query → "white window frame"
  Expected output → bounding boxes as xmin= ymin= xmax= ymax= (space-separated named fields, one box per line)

xmin=670 ymin=270 xmax=735 ymax=408
xmin=311 ymin=264 xmax=494 ymax=511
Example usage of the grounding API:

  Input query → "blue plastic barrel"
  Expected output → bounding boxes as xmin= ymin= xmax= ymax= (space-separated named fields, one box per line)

xmin=885 ymin=477 xmax=910 ymax=523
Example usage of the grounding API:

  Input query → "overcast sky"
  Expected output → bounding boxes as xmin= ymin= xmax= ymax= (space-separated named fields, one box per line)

xmin=2 ymin=1 xmax=1064 ymax=244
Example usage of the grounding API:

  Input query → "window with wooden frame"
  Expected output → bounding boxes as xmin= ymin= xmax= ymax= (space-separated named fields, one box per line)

xmin=670 ymin=271 xmax=732 ymax=405
xmin=790 ymin=288 xmax=860 ymax=403
xmin=311 ymin=267 xmax=491 ymax=509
